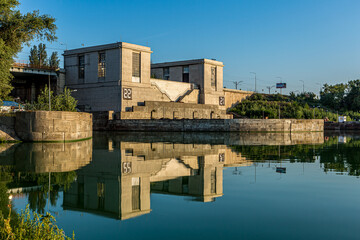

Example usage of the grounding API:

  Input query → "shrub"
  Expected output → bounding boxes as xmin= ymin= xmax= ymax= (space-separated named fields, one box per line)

xmin=25 ymin=86 xmax=77 ymax=112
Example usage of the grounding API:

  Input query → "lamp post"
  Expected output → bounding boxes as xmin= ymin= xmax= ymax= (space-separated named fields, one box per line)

xmin=48 ymin=72 xmax=51 ymax=111
xmin=299 ymin=80 xmax=305 ymax=93
xmin=250 ymin=72 xmax=256 ymax=92
xmin=266 ymin=85 xmax=275 ymax=94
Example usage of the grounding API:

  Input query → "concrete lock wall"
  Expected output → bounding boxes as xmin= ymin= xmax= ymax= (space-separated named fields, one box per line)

xmin=95 ymin=118 xmax=324 ymax=132
xmin=15 ymin=111 xmax=92 ymax=142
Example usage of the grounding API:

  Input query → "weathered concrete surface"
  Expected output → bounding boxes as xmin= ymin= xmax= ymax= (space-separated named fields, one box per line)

xmin=13 ymin=140 xmax=92 ymax=173
xmin=15 ymin=111 xmax=92 ymax=142
xmin=119 ymin=101 xmax=231 ymax=120
xmin=94 ymin=131 xmax=324 ymax=146
xmin=0 ymin=116 xmax=20 ymax=141
xmin=94 ymin=118 xmax=323 ymax=132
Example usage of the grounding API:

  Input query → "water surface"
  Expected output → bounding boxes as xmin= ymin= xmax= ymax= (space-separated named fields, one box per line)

xmin=2 ymin=132 xmax=360 ymax=240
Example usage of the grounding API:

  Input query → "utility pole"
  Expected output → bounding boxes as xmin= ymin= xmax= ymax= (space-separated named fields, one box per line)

xmin=250 ymin=72 xmax=256 ymax=92
xmin=266 ymin=85 xmax=275 ymax=94
xmin=276 ymin=77 xmax=282 ymax=95
xmin=48 ymin=73 xmax=51 ymax=111
xmin=299 ymin=80 xmax=305 ymax=93
xmin=233 ymin=81 xmax=243 ymax=90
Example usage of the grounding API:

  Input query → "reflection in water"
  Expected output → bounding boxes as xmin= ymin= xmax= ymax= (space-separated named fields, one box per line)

xmin=2 ymin=131 xmax=360 ymax=224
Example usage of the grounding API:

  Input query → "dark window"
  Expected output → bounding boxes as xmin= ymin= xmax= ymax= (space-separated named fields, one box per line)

xmin=211 ymin=170 xmax=216 ymax=194
xmin=211 ymin=67 xmax=216 ymax=88
xmin=183 ymin=66 xmax=189 ymax=83
xmin=78 ymin=55 xmax=85 ymax=79
xmin=97 ymin=182 xmax=105 ymax=210
xmin=163 ymin=67 xmax=169 ymax=80
xmin=132 ymin=52 xmax=141 ymax=82
xmin=98 ymin=52 xmax=106 ymax=78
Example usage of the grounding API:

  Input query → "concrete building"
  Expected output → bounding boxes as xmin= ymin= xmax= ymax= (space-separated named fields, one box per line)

xmin=10 ymin=63 xmax=65 ymax=103
xmin=64 ymin=42 xmax=253 ymax=119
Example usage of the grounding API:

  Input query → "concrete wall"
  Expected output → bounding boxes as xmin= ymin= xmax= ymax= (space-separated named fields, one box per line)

xmin=15 ymin=111 xmax=92 ymax=142
xmin=95 ymin=118 xmax=323 ymax=132
xmin=150 ymin=78 xmax=193 ymax=101
xmin=119 ymin=101 xmax=231 ymax=120
xmin=0 ymin=116 xmax=19 ymax=141
xmin=12 ymin=140 xmax=92 ymax=173
xmin=223 ymin=89 xmax=254 ymax=110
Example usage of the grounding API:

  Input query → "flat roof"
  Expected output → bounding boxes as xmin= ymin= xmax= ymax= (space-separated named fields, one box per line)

xmin=63 ymin=42 xmax=152 ymax=56
xmin=151 ymin=59 xmax=224 ymax=68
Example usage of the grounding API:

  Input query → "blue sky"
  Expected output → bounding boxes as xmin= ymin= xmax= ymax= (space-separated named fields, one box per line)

xmin=17 ymin=0 xmax=360 ymax=94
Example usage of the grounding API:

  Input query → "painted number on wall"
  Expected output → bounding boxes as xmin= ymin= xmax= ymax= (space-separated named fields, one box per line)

xmin=122 ymin=162 xmax=132 ymax=174
xmin=123 ymin=88 xmax=132 ymax=100
xmin=219 ymin=96 xmax=225 ymax=106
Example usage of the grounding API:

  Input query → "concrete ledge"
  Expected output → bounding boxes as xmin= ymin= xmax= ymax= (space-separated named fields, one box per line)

xmin=15 ymin=111 xmax=93 ymax=142
xmin=96 ymin=118 xmax=324 ymax=132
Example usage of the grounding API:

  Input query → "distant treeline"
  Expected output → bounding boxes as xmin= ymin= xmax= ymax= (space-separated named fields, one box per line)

xmin=229 ymin=79 xmax=360 ymax=121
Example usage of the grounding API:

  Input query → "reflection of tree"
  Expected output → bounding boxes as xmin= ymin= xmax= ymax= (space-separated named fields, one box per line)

xmin=232 ymin=137 xmax=360 ymax=177
xmin=2 ymin=171 xmax=77 ymax=214
xmin=28 ymin=191 xmax=47 ymax=214
xmin=231 ymin=144 xmax=320 ymax=163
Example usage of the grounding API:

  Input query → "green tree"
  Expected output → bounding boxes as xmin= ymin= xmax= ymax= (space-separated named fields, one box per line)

xmin=25 ymin=86 xmax=78 ymax=112
xmin=49 ymin=51 xmax=60 ymax=68
xmin=0 ymin=0 xmax=56 ymax=100
xmin=344 ymin=79 xmax=360 ymax=111
xmin=29 ymin=43 xmax=48 ymax=67
xmin=320 ymin=83 xmax=348 ymax=111
xmin=29 ymin=45 xmax=40 ymax=66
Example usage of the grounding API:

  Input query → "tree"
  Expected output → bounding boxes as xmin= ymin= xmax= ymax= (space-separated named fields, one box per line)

xmin=0 ymin=0 xmax=57 ymax=100
xmin=49 ymin=51 xmax=60 ymax=68
xmin=29 ymin=43 xmax=48 ymax=66
xmin=29 ymin=45 xmax=39 ymax=66
xmin=344 ymin=79 xmax=360 ymax=111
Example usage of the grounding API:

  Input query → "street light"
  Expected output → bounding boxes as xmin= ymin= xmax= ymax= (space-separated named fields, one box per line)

xmin=250 ymin=72 xmax=256 ymax=92
xmin=299 ymin=80 xmax=305 ymax=93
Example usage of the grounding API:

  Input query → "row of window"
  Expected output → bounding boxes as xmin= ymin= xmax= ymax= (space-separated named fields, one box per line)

xmin=162 ymin=66 xmax=216 ymax=87
xmin=78 ymin=52 xmax=141 ymax=82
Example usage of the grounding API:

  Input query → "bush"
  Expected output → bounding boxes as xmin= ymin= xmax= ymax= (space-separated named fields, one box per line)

xmin=25 ymin=86 xmax=77 ymax=112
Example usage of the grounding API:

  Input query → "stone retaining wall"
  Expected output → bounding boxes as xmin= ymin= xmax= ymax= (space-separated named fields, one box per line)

xmin=0 ymin=116 xmax=19 ymax=141
xmin=15 ymin=111 xmax=92 ymax=142
xmin=94 ymin=118 xmax=323 ymax=132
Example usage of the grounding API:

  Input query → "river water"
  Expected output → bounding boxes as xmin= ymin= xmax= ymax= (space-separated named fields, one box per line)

xmin=2 ymin=132 xmax=360 ymax=240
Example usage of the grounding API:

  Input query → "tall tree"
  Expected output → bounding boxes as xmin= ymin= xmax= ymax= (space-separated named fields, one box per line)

xmin=37 ymin=43 xmax=47 ymax=66
xmin=29 ymin=45 xmax=39 ymax=66
xmin=29 ymin=43 xmax=48 ymax=67
xmin=0 ymin=0 xmax=56 ymax=100
xmin=49 ymin=51 xmax=60 ymax=68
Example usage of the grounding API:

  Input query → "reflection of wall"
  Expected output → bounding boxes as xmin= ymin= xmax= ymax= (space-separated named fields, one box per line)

xmin=13 ymin=140 xmax=92 ymax=173
xmin=63 ymin=140 xmax=250 ymax=220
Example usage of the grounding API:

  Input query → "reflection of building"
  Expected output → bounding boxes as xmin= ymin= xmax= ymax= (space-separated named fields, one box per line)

xmin=63 ymin=139 xmax=251 ymax=220
xmin=0 ymin=140 xmax=92 ymax=173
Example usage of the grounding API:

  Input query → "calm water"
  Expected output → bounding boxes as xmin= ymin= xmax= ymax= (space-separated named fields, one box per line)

xmin=2 ymin=132 xmax=360 ymax=240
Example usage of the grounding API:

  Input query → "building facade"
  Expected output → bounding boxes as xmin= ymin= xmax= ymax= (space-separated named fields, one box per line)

xmin=64 ymin=42 xmax=252 ymax=119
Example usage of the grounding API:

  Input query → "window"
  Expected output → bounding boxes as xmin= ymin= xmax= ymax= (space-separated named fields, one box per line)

xmin=132 ymin=177 xmax=140 ymax=211
xmin=132 ymin=52 xmax=141 ymax=82
xmin=183 ymin=66 xmax=189 ymax=83
xmin=211 ymin=67 xmax=216 ymax=88
xmin=97 ymin=182 xmax=105 ymax=209
xmin=78 ymin=55 xmax=85 ymax=79
xmin=163 ymin=67 xmax=169 ymax=80
xmin=98 ymin=52 xmax=106 ymax=78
